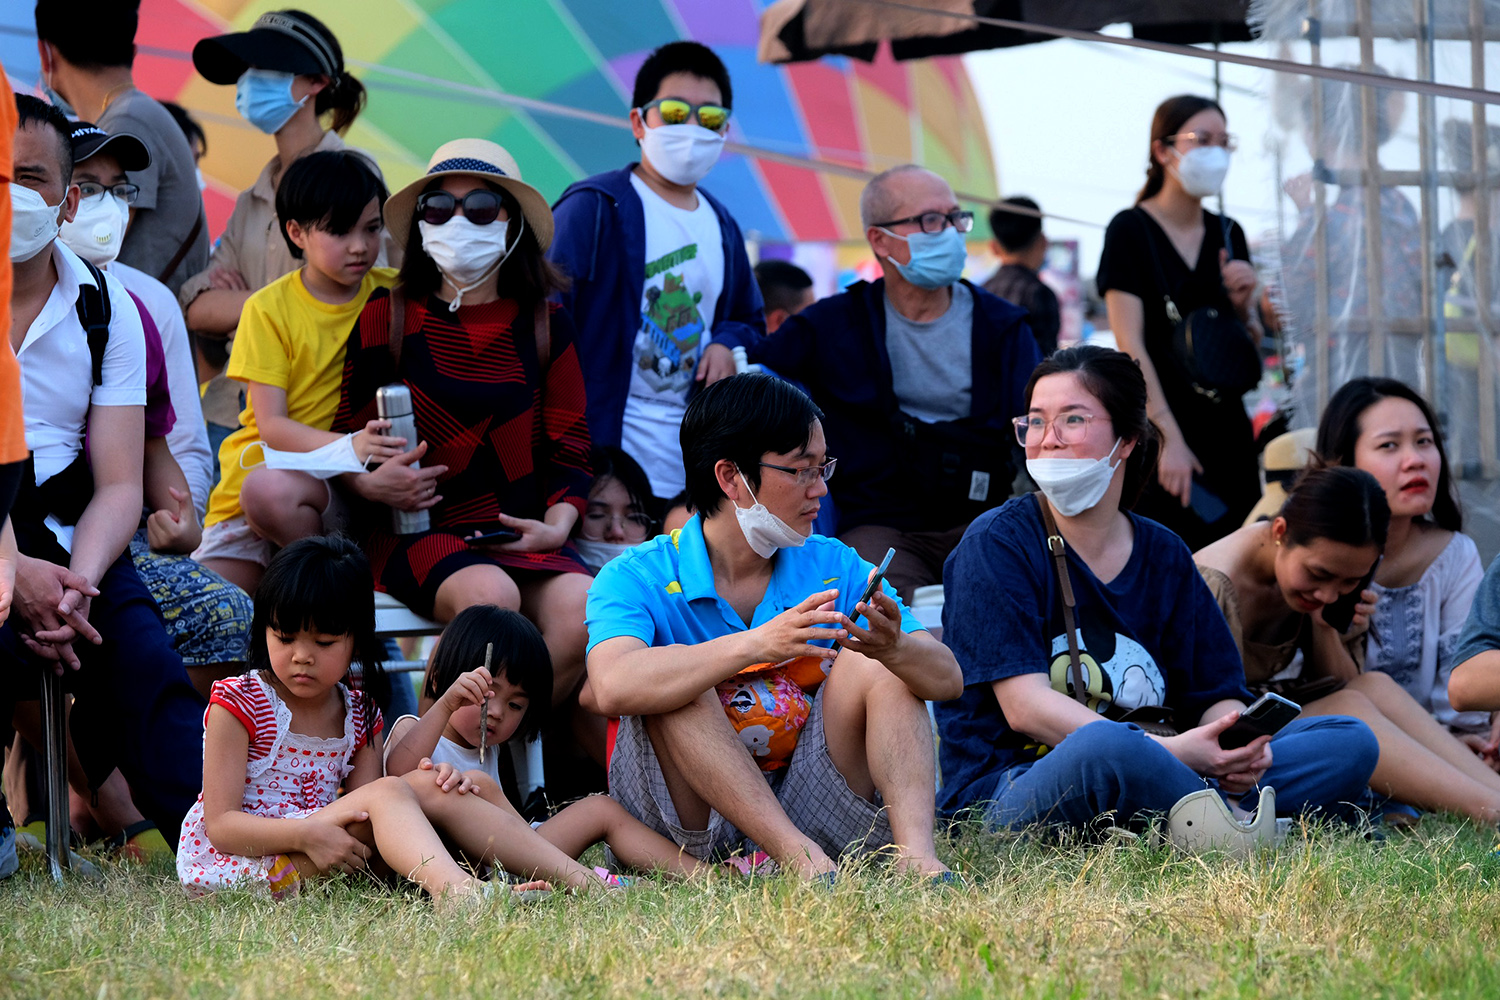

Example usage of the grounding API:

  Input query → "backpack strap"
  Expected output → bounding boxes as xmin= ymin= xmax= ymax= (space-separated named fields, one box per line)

xmin=1035 ymin=491 xmax=1089 ymax=708
xmin=157 ymin=207 xmax=204 ymax=285
xmin=74 ymin=259 xmax=113 ymax=386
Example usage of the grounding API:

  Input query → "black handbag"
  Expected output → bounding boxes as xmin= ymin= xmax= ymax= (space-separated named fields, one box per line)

xmin=1136 ymin=208 xmax=1261 ymax=403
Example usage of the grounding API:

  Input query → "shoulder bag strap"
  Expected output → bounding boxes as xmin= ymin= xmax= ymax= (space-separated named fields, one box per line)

xmin=157 ymin=208 xmax=205 ymax=285
xmin=387 ymin=290 xmax=406 ymax=371
xmin=1035 ymin=491 xmax=1089 ymax=708
xmin=1134 ymin=207 xmax=1182 ymax=325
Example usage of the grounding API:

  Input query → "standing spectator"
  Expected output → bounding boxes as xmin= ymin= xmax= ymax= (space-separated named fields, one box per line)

xmin=34 ymin=0 xmax=208 ymax=295
xmin=3 ymin=95 xmax=205 ymax=840
xmin=984 ymin=196 xmax=1059 ymax=356
xmin=180 ymin=10 xmax=381 ymax=466
xmin=0 ymin=64 xmax=22 ymax=880
xmin=1098 ymin=95 xmax=1263 ymax=550
xmin=742 ymin=165 xmax=1040 ymax=602
xmin=754 ymin=260 xmax=815 ymax=334
xmin=549 ymin=41 xmax=764 ymax=506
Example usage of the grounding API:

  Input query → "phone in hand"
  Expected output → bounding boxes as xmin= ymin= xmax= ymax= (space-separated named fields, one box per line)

xmin=1219 ymin=692 xmax=1302 ymax=749
xmin=1320 ymin=556 xmax=1382 ymax=634
xmin=848 ymin=547 xmax=896 ymax=623
xmin=467 ymin=528 xmax=521 ymax=546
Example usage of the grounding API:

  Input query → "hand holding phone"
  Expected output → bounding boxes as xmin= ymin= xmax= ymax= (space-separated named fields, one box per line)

xmin=848 ymin=548 xmax=896 ymax=624
xmin=1219 ymin=692 xmax=1302 ymax=749
xmin=1321 ymin=556 xmax=1381 ymax=633
xmin=467 ymin=528 xmax=521 ymax=546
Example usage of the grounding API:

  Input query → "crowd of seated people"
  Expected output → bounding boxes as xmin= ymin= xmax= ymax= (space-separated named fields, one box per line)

xmin=5 ymin=3 xmax=1500 ymax=898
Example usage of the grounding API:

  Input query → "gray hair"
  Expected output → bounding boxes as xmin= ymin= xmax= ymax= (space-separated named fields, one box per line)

xmin=859 ymin=164 xmax=930 ymax=230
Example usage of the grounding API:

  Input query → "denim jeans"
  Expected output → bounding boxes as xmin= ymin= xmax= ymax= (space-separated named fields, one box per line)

xmin=983 ymin=716 xmax=1379 ymax=830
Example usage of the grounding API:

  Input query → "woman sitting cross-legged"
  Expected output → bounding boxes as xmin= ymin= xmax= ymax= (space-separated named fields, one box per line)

xmin=935 ymin=346 xmax=1378 ymax=847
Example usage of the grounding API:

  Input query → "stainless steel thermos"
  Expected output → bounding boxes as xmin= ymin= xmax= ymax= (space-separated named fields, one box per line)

xmin=375 ymin=383 xmax=429 ymax=535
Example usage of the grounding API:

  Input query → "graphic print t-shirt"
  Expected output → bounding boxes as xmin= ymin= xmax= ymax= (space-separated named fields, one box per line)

xmin=933 ymin=495 xmax=1251 ymax=813
xmin=623 ymin=172 xmax=724 ymax=498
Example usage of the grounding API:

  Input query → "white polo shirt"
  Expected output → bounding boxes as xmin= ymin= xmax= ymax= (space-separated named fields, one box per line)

xmin=110 ymin=260 xmax=212 ymax=518
xmin=15 ymin=241 xmax=146 ymax=485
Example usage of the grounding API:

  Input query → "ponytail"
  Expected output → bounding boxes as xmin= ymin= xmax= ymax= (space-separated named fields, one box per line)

xmin=1136 ymin=94 xmax=1224 ymax=205
xmin=316 ymin=72 xmax=366 ymax=135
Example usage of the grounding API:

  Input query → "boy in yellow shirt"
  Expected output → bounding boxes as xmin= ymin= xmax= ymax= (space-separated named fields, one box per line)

xmin=196 ymin=151 xmax=400 ymax=594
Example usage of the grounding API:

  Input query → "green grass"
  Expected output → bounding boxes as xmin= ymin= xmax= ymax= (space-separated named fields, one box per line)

xmin=4 ymin=819 xmax=1500 ymax=999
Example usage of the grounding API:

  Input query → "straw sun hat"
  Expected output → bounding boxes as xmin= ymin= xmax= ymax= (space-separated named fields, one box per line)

xmin=384 ymin=139 xmax=554 ymax=251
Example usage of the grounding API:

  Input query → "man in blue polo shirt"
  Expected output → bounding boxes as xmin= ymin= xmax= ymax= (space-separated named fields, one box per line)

xmin=586 ymin=373 xmax=962 ymax=878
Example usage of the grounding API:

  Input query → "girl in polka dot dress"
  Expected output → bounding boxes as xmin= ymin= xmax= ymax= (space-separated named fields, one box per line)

xmin=177 ymin=535 xmax=608 ymax=901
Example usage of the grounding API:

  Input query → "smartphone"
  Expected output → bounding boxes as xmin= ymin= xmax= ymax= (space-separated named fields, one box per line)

xmin=467 ymin=529 xmax=521 ymax=546
xmin=1321 ymin=556 xmax=1382 ymax=634
xmin=1219 ymin=692 xmax=1302 ymax=749
xmin=1187 ymin=478 xmax=1229 ymax=525
xmin=848 ymin=548 xmax=896 ymax=622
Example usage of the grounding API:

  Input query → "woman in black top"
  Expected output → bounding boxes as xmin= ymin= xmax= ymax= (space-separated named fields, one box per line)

xmin=1097 ymin=95 xmax=1263 ymax=550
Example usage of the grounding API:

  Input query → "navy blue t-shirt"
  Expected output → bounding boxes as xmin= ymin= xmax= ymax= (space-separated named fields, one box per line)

xmin=935 ymin=495 xmax=1251 ymax=813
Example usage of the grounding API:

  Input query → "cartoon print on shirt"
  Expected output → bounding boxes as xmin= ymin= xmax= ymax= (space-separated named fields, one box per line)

xmin=1046 ymin=622 xmax=1165 ymax=713
xmin=635 ymin=244 xmax=705 ymax=392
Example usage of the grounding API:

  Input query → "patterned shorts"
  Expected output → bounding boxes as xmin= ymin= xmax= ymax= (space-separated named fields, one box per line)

xmin=130 ymin=530 xmax=253 ymax=667
xmin=608 ymin=685 xmax=894 ymax=863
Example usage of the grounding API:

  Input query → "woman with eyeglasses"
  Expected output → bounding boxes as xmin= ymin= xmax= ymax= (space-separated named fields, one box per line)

xmin=573 ymin=448 xmax=659 ymax=575
xmin=936 ymin=346 xmax=1377 ymax=844
xmin=333 ymin=139 xmax=596 ymax=742
xmin=1097 ymin=94 xmax=1263 ymax=551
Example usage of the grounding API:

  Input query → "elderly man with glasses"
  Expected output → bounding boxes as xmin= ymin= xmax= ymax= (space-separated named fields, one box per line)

xmin=726 ymin=165 xmax=1041 ymax=603
xmin=585 ymin=372 xmax=962 ymax=880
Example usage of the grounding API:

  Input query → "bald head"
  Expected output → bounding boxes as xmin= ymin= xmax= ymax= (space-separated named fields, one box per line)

xmin=859 ymin=165 xmax=954 ymax=232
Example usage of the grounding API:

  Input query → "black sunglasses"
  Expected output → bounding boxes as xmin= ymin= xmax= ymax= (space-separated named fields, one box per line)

xmin=416 ymin=189 xmax=507 ymax=227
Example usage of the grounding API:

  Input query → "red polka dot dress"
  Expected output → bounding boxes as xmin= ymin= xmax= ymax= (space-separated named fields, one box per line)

xmin=176 ymin=673 xmax=381 ymax=897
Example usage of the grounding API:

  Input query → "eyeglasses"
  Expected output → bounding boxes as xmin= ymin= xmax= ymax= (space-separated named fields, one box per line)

xmin=416 ymin=189 xmax=507 ymax=226
xmin=870 ymin=210 xmax=975 ymax=235
xmin=758 ymin=457 xmax=837 ymax=487
xmin=1164 ymin=131 xmax=1239 ymax=152
xmin=582 ymin=509 xmax=655 ymax=542
xmin=638 ymin=98 xmax=732 ymax=133
xmin=77 ymin=181 xmax=140 ymax=205
xmin=1013 ymin=413 xmax=1099 ymax=446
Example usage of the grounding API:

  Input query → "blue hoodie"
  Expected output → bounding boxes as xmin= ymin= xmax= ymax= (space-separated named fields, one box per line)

xmin=548 ymin=165 xmax=766 ymax=452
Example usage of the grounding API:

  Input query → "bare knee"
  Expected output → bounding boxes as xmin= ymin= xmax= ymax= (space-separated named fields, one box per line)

xmin=1346 ymin=670 xmax=1401 ymax=698
xmin=434 ymin=566 xmax=521 ymax=621
xmin=1310 ymin=688 xmax=1378 ymax=719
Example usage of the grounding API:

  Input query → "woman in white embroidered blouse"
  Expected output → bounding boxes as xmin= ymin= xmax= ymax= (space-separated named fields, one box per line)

xmin=1317 ymin=377 xmax=1493 ymax=758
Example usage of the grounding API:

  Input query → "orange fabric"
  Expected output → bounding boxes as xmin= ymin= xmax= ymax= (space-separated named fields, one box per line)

xmin=0 ymin=69 xmax=25 ymax=466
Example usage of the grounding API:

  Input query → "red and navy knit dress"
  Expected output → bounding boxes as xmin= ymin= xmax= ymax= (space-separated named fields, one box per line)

xmin=334 ymin=288 xmax=593 ymax=616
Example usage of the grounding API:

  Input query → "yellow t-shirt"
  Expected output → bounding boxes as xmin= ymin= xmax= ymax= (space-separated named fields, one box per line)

xmin=205 ymin=266 xmax=397 ymax=527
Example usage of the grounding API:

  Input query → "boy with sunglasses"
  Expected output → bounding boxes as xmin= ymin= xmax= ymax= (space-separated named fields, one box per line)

xmin=549 ymin=40 xmax=765 ymax=510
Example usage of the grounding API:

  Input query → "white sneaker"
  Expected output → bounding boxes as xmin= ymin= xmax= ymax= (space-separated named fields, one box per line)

xmin=1167 ymin=786 xmax=1281 ymax=859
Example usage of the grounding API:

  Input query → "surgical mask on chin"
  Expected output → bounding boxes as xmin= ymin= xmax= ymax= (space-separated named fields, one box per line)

xmin=639 ymin=123 xmax=725 ymax=187
xmin=572 ymin=538 xmax=634 ymax=575
xmin=235 ymin=69 xmax=307 ymax=135
xmin=733 ymin=473 xmax=808 ymax=559
xmin=418 ymin=214 xmax=519 ymax=311
xmin=1026 ymin=439 xmax=1123 ymax=518
xmin=239 ymin=435 xmax=368 ymax=479
xmin=1173 ymin=145 xmax=1230 ymax=198
xmin=879 ymin=226 xmax=967 ymax=289
xmin=10 ymin=185 xmax=63 ymax=263
xmin=60 ymin=193 xmax=130 ymax=266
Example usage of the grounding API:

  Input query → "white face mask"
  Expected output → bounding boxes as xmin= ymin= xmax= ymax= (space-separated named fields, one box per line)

xmin=60 ymin=192 xmax=130 ymax=266
xmin=573 ymin=538 xmax=634 ymax=575
xmin=1173 ymin=145 xmax=1230 ymax=198
xmin=196 ymin=167 xmax=208 ymax=193
xmin=418 ymin=213 xmax=520 ymax=311
xmin=10 ymin=185 xmax=63 ymax=263
xmin=240 ymin=435 xmax=369 ymax=479
xmin=733 ymin=472 xmax=808 ymax=559
xmin=1026 ymin=439 xmax=1123 ymax=517
xmin=640 ymin=123 xmax=725 ymax=187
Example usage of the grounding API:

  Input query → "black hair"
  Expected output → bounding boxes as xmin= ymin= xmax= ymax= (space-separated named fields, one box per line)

xmin=395 ymin=177 xmax=567 ymax=304
xmin=161 ymin=100 xmax=207 ymax=159
xmin=248 ymin=535 xmax=390 ymax=720
xmin=1137 ymin=94 xmax=1225 ymax=204
xmin=422 ymin=605 xmax=551 ymax=742
xmin=15 ymin=93 xmax=73 ymax=187
xmin=1023 ymin=345 xmax=1160 ymax=510
xmin=990 ymin=196 xmax=1043 ymax=252
xmin=754 ymin=260 xmax=813 ymax=316
xmin=680 ymin=372 xmax=823 ymax=517
xmin=1279 ymin=465 xmax=1390 ymax=552
xmin=590 ymin=446 xmax=659 ymax=525
xmin=275 ymin=150 xmax=388 ymax=259
xmin=665 ymin=489 xmax=695 ymax=517
xmin=35 ymin=0 xmax=139 ymax=69
xmin=277 ymin=9 xmax=367 ymax=135
xmin=1315 ymin=377 xmax=1460 ymax=531
xmin=632 ymin=41 xmax=733 ymax=111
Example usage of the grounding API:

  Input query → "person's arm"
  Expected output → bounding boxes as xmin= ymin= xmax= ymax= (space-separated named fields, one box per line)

xmin=0 ymin=518 xmax=16 ymax=628
xmin=587 ymin=587 xmax=850 ymax=717
xmin=695 ymin=215 xmax=766 ymax=374
xmin=71 ymin=402 xmax=144 ymax=587
xmin=156 ymin=300 xmax=213 ymax=516
xmin=744 ymin=307 xmax=821 ymax=383
xmin=181 ymin=201 xmax=252 ymax=337
xmin=248 ymin=383 xmax=403 ymax=465
xmin=384 ymin=666 xmax=491 ymax=778
xmin=1451 ymin=652 xmax=1500 ymax=712
xmin=185 ymin=288 xmax=254 ymax=338
xmin=837 ymin=585 xmax=962 ymax=701
xmin=1305 ymin=591 xmax=1377 ymax=682
xmin=143 ymin=438 xmax=201 ymax=554
xmin=1105 ymin=288 xmax=1198 ymax=506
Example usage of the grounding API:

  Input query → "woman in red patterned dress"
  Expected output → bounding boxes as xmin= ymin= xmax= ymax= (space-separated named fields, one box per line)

xmin=334 ymin=139 xmax=593 ymax=714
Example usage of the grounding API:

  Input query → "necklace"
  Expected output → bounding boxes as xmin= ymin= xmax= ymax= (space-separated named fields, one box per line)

xmin=99 ymin=81 xmax=135 ymax=116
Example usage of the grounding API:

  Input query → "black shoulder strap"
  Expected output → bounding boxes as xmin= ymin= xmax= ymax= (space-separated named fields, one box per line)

xmin=1133 ymin=207 xmax=1182 ymax=325
xmin=1035 ymin=491 xmax=1089 ymax=709
xmin=74 ymin=259 xmax=113 ymax=386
